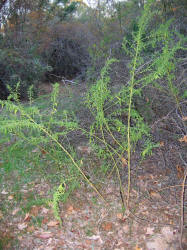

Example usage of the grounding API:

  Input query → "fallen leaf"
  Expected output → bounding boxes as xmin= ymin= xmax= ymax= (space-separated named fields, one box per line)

xmin=18 ymin=236 xmax=23 ymax=241
xmin=47 ymin=220 xmax=59 ymax=227
xmin=179 ymin=135 xmax=187 ymax=143
xmin=116 ymin=213 xmax=123 ymax=219
xmin=27 ymin=225 xmax=35 ymax=233
xmin=32 ymin=148 xmax=39 ymax=153
xmin=138 ymin=175 xmax=145 ymax=180
xmin=161 ymin=227 xmax=175 ymax=243
xmin=0 ymin=210 xmax=3 ymax=219
xmin=77 ymin=146 xmax=92 ymax=154
xmin=87 ymin=235 xmax=103 ymax=243
xmin=101 ymin=222 xmax=113 ymax=231
xmin=41 ymin=207 xmax=50 ymax=214
xmin=6 ymin=243 xmax=11 ymax=249
xmin=85 ymin=239 xmax=92 ymax=246
xmin=30 ymin=206 xmax=39 ymax=216
xmin=176 ymin=165 xmax=184 ymax=179
xmin=42 ymin=217 xmax=49 ymax=224
xmin=121 ymin=157 xmax=127 ymax=167
xmin=18 ymin=222 xmax=28 ymax=230
xmin=137 ymin=179 xmax=148 ymax=191
xmin=122 ymin=225 xmax=129 ymax=233
xmin=12 ymin=208 xmax=20 ymax=215
xmin=23 ymin=213 xmax=31 ymax=222
xmin=149 ymin=190 xmax=162 ymax=200
xmin=1 ymin=190 xmax=8 ymax=195
xmin=146 ymin=236 xmax=169 ymax=250
xmin=35 ymin=232 xmax=54 ymax=239
xmin=8 ymin=195 xmax=14 ymax=200
xmin=21 ymin=189 xmax=28 ymax=194
xmin=160 ymin=141 xmax=164 ymax=147
xmin=66 ymin=205 xmax=74 ymax=215
xmin=41 ymin=149 xmax=47 ymax=155
xmin=87 ymin=235 xmax=98 ymax=240
xmin=149 ymin=174 xmax=155 ymax=180
xmin=146 ymin=227 xmax=155 ymax=235
xmin=135 ymin=245 xmax=143 ymax=250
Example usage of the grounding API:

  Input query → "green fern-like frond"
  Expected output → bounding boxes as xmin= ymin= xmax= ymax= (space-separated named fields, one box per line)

xmin=53 ymin=182 xmax=66 ymax=226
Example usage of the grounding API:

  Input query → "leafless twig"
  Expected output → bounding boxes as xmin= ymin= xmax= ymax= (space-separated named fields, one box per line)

xmin=179 ymin=167 xmax=187 ymax=250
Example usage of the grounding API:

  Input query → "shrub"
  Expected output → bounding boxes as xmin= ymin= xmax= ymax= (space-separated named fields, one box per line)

xmin=41 ymin=22 xmax=92 ymax=80
xmin=0 ymin=78 xmax=9 ymax=100
xmin=86 ymin=0 xmax=186 ymax=208
xmin=0 ymin=82 xmax=104 ymax=224
xmin=0 ymin=44 xmax=51 ymax=99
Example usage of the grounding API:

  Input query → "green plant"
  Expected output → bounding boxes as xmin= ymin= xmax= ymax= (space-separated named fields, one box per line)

xmin=0 ymin=46 xmax=50 ymax=99
xmin=86 ymin=0 xmax=186 ymax=209
xmin=22 ymin=198 xmax=49 ymax=213
xmin=87 ymin=41 xmax=109 ymax=83
xmin=53 ymin=182 xmax=66 ymax=226
xmin=31 ymin=215 xmax=44 ymax=227
xmin=0 ymin=82 xmax=105 ymax=223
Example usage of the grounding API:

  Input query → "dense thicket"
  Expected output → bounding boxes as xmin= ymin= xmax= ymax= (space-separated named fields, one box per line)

xmin=0 ymin=0 xmax=84 ymax=98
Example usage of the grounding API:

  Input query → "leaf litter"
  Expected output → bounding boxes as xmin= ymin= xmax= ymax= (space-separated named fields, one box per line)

xmin=0 ymin=172 xmax=184 ymax=249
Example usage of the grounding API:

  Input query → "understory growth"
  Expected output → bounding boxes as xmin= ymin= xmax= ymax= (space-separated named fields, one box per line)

xmin=0 ymin=83 xmax=104 ymax=223
xmin=86 ymin=0 xmax=186 ymax=208
xmin=0 ymin=0 xmax=186 ymax=223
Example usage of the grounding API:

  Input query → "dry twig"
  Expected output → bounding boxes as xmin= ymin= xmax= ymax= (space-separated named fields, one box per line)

xmin=179 ymin=157 xmax=187 ymax=250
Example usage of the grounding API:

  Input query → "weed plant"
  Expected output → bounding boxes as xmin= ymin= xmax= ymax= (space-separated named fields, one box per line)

xmin=86 ymin=0 xmax=186 ymax=208
xmin=0 ymin=82 xmax=104 ymax=224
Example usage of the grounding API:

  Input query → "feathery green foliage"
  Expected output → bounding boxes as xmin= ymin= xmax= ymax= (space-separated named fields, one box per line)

xmin=86 ymin=0 xmax=186 ymax=208
xmin=0 ymin=82 xmax=106 ymax=223
xmin=0 ymin=0 xmax=186 ymax=223
xmin=53 ymin=182 xmax=66 ymax=226
xmin=0 ymin=83 xmax=78 ymax=223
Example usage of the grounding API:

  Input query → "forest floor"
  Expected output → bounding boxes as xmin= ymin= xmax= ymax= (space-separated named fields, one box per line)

xmin=0 ymin=82 xmax=186 ymax=250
